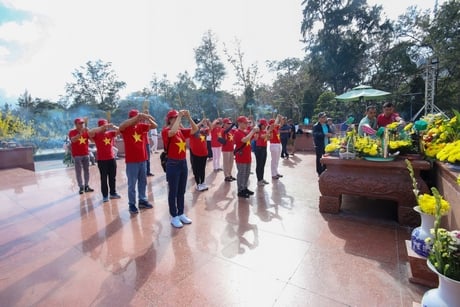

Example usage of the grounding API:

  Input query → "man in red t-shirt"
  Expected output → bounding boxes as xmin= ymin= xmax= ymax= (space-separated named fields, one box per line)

xmin=69 ymin=118 xmax=94 ymax=195
xmin=119 ymin=109 xmax=158 ymax=214
xmin=234 ymin=116 xmax=259 ymax=198
xmin=221 ymin=117 xmax=236 ymax=182
xmin=89 ymin=119 xmax=121 ymax=202
xmin=377 ymin=101 xmax=405 ymax=128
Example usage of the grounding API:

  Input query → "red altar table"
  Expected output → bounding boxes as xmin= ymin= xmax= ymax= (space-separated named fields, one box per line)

xmin=318 ymin=156 xmax=431 ymax=226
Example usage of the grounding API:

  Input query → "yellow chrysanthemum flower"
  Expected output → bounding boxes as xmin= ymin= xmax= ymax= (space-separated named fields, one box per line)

xmin=418 ymin=193 xmax=450 ymax=215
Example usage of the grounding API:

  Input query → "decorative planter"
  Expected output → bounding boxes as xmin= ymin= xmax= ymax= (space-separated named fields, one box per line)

xmin=421 ymin=260 xmax=460 ymax=307
xmin=411 ymin=206 xmax=435 ymax=257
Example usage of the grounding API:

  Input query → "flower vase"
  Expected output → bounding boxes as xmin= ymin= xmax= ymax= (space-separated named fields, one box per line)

xmin=421 ymin=260 xmax=460 ymax=307
xmin=411 ymin=206 xmax=435 ymax=257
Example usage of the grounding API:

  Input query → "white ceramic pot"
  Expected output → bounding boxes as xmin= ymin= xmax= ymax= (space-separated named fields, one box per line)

xmin=411 ymin=206 xmax=435 ymax=257
xmin=421 ymin=260 xmax=460 ymax=307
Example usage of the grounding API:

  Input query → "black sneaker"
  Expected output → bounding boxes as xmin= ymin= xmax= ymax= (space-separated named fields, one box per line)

xmin=237 ymin=191 xmax=250 ymax=198
xmin=79 ymin=187 xmax=84 ymax=194
xmin=224 ymin=177 xmax=232 ymax=182
xmin=110 ymin=193 xmax=121 ymax=199
xmin=147 ymin=173 xmax=154 ymax=177
xmin=84 ymin=186 xmax=94 ymax=192
xmin=138 ymin=200 xmax=153 ymax=209
xmin=244 ymin=188 xmax=254 ymax=195
xmin=230 ymin=176 xmax=236 ymax=181
xmin=129 ymin=205 xmax=139 ymax=214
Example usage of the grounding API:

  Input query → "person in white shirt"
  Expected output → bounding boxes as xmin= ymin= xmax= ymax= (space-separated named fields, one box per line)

xmin=150 ymin=128 xmax=158 ymax=153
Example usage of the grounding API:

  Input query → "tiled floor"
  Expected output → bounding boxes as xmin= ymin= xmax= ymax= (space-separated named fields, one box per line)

xmin=0 ymin=152 xmax=428 ymax=306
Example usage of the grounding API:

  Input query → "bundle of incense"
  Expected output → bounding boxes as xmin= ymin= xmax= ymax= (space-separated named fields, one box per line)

xmin=143 ymin=100 xmax=149 ymax=113
xmin=106 ymin=111 xmax=111 ymax=123
xmin=84 ymin=117 xmax=88 ymax=128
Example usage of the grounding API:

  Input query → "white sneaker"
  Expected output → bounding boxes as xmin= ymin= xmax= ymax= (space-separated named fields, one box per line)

xmin=258 ymin=180 xmax=265 ymax=186
xmin=200 ymin=183 xmax=209 ymax=191
xmin=179 ymin=214 xmax=192 ymax=224
xmin=196 ymin=184 xmax=201 ymax=191
xmin=171 ymin=216 xmax=183 ymax=228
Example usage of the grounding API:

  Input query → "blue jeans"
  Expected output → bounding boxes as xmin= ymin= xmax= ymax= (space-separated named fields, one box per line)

xmin=126 ymin=161 xmax=147 ymax=206
xmin=166 ymin=158 xmax=188 ymax=217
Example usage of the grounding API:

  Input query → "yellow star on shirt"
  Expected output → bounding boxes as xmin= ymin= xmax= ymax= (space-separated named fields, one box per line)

xmin=132 ymin=131 xmax=142 ymax=143
xmin=176 ymin=139 xmax=186 ymax=153
xmin=228 ymin=134 xmax=234 ymax=141
xmin=246 ymin=140 xmax=251 ymax=146
xmin=103 ymin=137 xmax=111 ymax=145
xmin=200 ymin=135 xmax=206 ymax=142
xmin=78 ymin=136 xmax=87 ymax=144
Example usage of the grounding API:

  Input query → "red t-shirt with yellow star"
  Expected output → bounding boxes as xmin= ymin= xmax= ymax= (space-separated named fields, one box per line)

xmin=189 ymin=129 xmax=208 ymax=157
xmin=121 ymin=123 xmax=150 ymax=163
xmin=255 ymin=130 xmax=268 ymax=147
xmin=69 ymin=129 xmax=89 ymax=156
xmin=92 ymin=131 xmax=117 ymax=160
xmin=233 ymin=129 xmax=251 ymax=163
xmin=222 ymin=129 xmax=235 ymax=152
xmin=269 ymin=126 xmax=281 ymax=144
xmin=162 ymin=127 xmax=191 ymax=160
xmin=210 ymin=126 xmax=223 ymax=147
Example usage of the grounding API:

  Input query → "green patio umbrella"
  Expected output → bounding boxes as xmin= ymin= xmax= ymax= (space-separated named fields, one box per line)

xmin=335 ymin=85 xmax=391 ymax=102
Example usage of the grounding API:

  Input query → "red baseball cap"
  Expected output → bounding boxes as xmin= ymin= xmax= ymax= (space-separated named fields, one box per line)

xmin=128 ymin=109 xmax=139 ymax=118
xmin=259 ymin=118 xmax=267 ymax=126
xmin=222 ymin=118 xmax=232 ymax=124
xmin=98 ymin=119 xmax=108 ymax=127
xmin=167 ymin=109 xmax=179 ymax=119
xmin=269 ymin=119 xmax=275 ymax=125
xmin=74 ymin=118 xmax=84 ymax=124
xmin=237 ymin=116 xmax=248 ymax=124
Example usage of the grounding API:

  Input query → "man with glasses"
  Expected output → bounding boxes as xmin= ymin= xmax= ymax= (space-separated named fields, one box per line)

xmin=377 ymin=101 xmax=405 ymax=128
xmin=358 ymin=105 xmax=378 ymax=136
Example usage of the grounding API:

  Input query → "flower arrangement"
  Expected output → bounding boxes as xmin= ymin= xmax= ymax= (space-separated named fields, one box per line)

xmin=425 ymin=188 xmax=460 ymax=281
xmin=354 ymin=136 xmax=380 ymax=156
xmin=421 ymin=110 xmax=460 ymax=163
xmin=406 ymin=159 xmax=451 ymax=215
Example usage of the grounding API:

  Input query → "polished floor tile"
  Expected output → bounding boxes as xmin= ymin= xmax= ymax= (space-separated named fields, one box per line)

xmin=0 ymin=152 xmax=428 ymax=306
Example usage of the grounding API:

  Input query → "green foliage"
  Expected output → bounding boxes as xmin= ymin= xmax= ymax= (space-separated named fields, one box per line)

xmin=194 ymin=30 xmax=226 ymax=93
xmin=65 ymin=60 xmax=126 ymax=111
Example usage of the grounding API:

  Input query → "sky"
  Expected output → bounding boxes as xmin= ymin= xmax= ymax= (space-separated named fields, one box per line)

xmin=0 ymin=0 xmax=444 ymax=105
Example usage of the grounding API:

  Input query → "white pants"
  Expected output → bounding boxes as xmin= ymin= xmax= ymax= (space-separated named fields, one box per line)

xmin=270 ymin=143 xmax=281 ymax=177
xmin=151 ymin=136 xmax=158 ymax=152
xmin=211 ymin=147 xmax=222 ymax=170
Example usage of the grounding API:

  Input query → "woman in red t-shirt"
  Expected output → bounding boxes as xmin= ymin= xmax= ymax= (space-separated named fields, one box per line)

xmin=254 ymin=118 xmax=269 ymax=185
xmin=269 ymin=115 xmax=284 ymax=179
xmin=210 ymin=118 xmax=224 ymax=171
xmin=89 ymin=119 xmax=121 ymax=202
xmin=221 ymin=118 xmax=236 ymax=182
xmin=189 ymin=118 xmax=209 ymax=192
xmin=162 ymin=109 xmax=198 ymax=228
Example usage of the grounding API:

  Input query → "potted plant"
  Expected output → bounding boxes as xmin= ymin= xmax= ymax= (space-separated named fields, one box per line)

xmin=421 ymin=189 xmax=460 ymax=306
xmin=406 ymin=159 xmax=451 ymax=257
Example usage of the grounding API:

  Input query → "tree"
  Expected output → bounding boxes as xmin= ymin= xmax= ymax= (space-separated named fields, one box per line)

xmin=269 ymin=58 xmax=308 ymax=121
xmin=224 ymin=39 xmax=259 ymax=111
xmin=65 ymin=60 xmax=126 ymax=111
xmin=301 ymin=0 xmax=392 ymax=94
xmin=194 ymin=30 xmax=226 ymax=94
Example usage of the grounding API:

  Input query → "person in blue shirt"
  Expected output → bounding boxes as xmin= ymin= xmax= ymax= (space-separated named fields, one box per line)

xmin=312 ymin=112 xmax=333 ymax=176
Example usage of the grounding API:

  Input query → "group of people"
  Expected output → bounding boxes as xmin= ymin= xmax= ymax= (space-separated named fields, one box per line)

xmin=68 ymin=109 xmax=294 ymax=229
xmin=313 ymin=101 xmax=405 ymax=175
